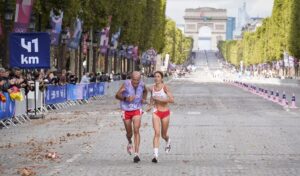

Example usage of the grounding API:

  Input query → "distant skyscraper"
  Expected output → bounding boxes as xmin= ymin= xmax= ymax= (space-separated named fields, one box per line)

xmin=226 ymin=17 xmax=236 ymax=40
xmin=235 ymin=1 xmax=250 ymax=38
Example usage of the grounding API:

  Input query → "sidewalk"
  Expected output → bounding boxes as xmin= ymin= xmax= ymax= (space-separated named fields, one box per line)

xmin=224 ymin=72 xmax=300 ymax=87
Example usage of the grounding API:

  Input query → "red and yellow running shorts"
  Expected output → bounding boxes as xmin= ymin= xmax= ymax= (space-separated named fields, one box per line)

xmin=154 ymin=109 xmax=170 ymax=119
xmin=122 ymin=109 xmax=142 ymax=120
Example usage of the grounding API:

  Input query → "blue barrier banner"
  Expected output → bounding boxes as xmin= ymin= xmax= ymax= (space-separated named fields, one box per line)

xmin=0 ymin=93 xmax=16 ymax=121
xmin=86 ymin=83 xmax=105 ymax=99
xmin=67 ymin=84 xmax=85 ymax=100
xmin=87 ymin=83 xmax=96 ymax=98
xmin=45 ymin=85 xmax=67 ymax=105
xmin=45 ymin=83 xmax=105 ymax=104
xmin=9 ymin=32 xmax=51 ymax=69
xmin=98 ymin=82 xmax=105 ymax=95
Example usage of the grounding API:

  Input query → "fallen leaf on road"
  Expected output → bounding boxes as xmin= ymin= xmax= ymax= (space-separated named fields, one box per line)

xmin=0 ymin=164 xmax=4 ymax=175
xmin=0 ymin=142 xmax=17 ymax=149
xmin=45 ymin=152 xmax=59 ymax=159
xmin=182 ymin=160 xmax=190 ymax=164
xmin=17 ymin=167 xmax=36 ymax=176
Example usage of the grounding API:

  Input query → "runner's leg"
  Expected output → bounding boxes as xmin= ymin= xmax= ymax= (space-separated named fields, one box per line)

xmin=161 ymin=116 xmax=171 ymax=153
xmin=152 ymin=113 xmax=161 ymax=162
xmin=161 ymin=116 xmax=170 ymax=142
xmin=132 ymin=115 xmax=141 ymax=154
xmin=123 ymin=119 xmax=133 ymax=154
xmin=132 ymin=115 xmax=141 ymax=163
xmin=123 ymin=119 xmax=133 ymax=144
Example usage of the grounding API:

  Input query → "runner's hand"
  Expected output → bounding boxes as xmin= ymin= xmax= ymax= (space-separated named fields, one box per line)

xmin=120 ymin=87 xmax=126 ymax=93
xmin=127 ymin=96 xmax=136 ymax=102
xmin=146 ymin=105 xmax=152 ymax=112
xmin=142 ymin=99 xmax=148 ymax=104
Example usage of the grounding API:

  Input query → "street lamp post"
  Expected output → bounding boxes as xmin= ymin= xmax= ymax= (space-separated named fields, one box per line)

xmin=93 ymin=30 xmax=100 ymax=73
xmin=86 ymin=37 xmax=91 ymax=72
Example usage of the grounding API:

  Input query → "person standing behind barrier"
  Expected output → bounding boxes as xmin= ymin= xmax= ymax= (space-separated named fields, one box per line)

xmin=59 ymin=69 xmax=67 ymax=85
xmin=67 ymin=71 xmax=78 ymax=85
xmin=80 ymin=72 xmax=90 ymax=84
xmin=115 ymin=71 xmax=148 ymax=163
xmin=89 ymin=73 xmax=96 ymax=83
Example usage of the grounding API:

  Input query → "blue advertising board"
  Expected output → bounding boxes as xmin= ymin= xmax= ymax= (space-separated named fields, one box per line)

xmin=9 ymin=32 xmax=51 ymax=69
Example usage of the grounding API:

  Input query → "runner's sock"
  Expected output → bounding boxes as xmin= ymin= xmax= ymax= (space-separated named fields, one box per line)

xmin=165 ymin=138 xmax=171 ymax=153
xmin=166 ymin=138 xmax=171 ymax=146
xmin=153 ymin=148 xmax=158 ymax=158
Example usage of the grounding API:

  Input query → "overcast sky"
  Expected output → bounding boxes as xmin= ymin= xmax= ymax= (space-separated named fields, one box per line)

xmin=166 ymin=0 xmax=274 ymax=24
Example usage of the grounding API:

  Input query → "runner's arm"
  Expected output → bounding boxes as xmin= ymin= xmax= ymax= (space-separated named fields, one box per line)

xmin=115 ymin=83 xmax=126 ymax=101
xmin=146 ymin=87 xmax=154 ymax=112
xmin=165 ymin=85 xmax=174 ymax=103
xmin=142 ymin=85 xmax=148 ymax=103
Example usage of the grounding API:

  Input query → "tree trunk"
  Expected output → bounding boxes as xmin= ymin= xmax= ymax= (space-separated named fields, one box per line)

xmin=88 ymin=28 xmax=93 ymax=73
xmin=70 ymin=49 xmax=76 ymax=74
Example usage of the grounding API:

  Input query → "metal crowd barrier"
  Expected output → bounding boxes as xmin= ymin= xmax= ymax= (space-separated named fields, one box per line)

xmin=0 ymin=82 xmax=106 ymax=129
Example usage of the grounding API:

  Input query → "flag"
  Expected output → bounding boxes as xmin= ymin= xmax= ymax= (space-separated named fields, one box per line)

xmin=50 ymin=10 xmax=63 ymax=45
xmin=142 ymin=52 xmax=150 ymax=65
xmin=126 ymin=45 xmax=134 ymax=59
xmin=111 ymin=27 xmax=121 ymax=49
xmin=119 ymin=45 xmax=127 ymax=57
xmin=146 ymin=48 xmax=157 ymax=64
xmin=13 ymin=0 xmax=34 ymax=33
xmin=142 ymin=48 xmax=157 ymax=65
xmin=168 ymin=63 xmax=176 ymax=71
xmin=99 ymin=27 xmax=110 ymax=54
xmin=133 ymin=46 xmax=139 ymax=61
xmin=99 ymin=16 xmax=112 ymax=55
xmin=67 ymin=18 xmax=83 ymax=49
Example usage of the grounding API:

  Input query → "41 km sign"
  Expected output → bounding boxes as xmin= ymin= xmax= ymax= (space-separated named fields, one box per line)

xmin=9 ymin=33 xmax=50 ymax=69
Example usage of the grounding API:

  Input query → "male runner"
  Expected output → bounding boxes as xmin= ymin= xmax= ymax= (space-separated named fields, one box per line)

xmin=115 ymin=71 xmax=147 ymax=163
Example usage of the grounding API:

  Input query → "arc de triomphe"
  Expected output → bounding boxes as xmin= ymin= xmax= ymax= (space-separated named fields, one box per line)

xmin=184 ymin=7 xmax=227 ymax=51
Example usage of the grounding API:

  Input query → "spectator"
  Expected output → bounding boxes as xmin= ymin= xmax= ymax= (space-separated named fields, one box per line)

xmin=69 ymin=74 xmax=78 ymax=85
xmin=89 ymin=72 xmax=96 ymax=83
xmin=59 ymin=69 xmax=67 ymax=85
xmin=110 ymin=71 xmax=114 ymax=82
xmin=96 ymin=72 xmax=102 ymax=82
xmin=80 ymin=72 xmax=90 ymax=84
xmin=67 ymin=71 xmax=78 ymax=85
xmin=45 ymin=71 xmax=59 ymax=85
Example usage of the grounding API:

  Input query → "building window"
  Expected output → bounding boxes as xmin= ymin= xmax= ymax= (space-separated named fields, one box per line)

xmin=215 ymin=24 xmax=224 ymax=30
xmin=186 ymin=24 xmax=196 ymax=30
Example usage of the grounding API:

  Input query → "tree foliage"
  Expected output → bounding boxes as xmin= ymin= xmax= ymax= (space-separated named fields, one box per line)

xmin=0 ymin=0 xmax=193 ymax=64
xmin=219 ymin=0 xmax=299 ymax=66
xmin=162 ymin=18 xmax=193 ymax=64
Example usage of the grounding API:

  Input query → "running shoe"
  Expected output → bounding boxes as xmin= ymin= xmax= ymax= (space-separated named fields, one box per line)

xmin=165 ymin=138 xmax=171 ymax=153
xmin=127 ymin=143 xmax=133 ymax=155
xmin=133 ymin=155 xmax=141 ymax=163
xmin=152 ymin=157 xmax=158 ymax=163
